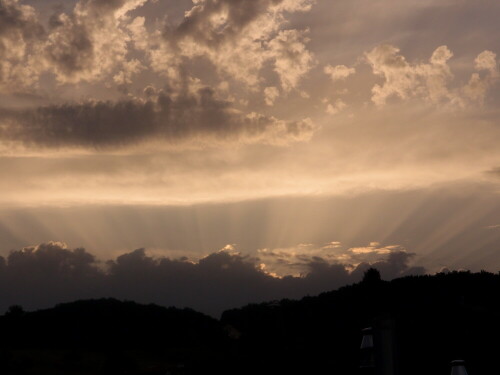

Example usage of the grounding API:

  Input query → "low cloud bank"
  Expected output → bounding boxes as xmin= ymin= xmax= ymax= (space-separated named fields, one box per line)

xmin=0 ymin=241 xmax=425 ymax=316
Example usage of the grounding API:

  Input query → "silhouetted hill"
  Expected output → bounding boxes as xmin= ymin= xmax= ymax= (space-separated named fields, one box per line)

xmin=1 ymin=298 xmax=225 ymax=349
xmin=1 ymin=271 xmax=499 ymax=375
xmin=0 ymin=299 xmax=227 ymax=374
xmin=221 ymin=270 xmax=500 ymax=375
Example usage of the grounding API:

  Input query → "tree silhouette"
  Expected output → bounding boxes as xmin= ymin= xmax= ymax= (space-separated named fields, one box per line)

xmin=362 ymin=267 xmax=382 ymax=284
xmin=4 ymin=305 xmax=24 ymax=318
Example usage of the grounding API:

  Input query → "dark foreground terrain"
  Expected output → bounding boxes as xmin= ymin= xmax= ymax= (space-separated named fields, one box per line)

xmin=1 ymin=270 xmax=499 ymax=375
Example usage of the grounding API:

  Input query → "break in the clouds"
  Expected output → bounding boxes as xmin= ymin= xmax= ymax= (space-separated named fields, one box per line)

xmin=0 ymin=241 xmax=424 ymax=316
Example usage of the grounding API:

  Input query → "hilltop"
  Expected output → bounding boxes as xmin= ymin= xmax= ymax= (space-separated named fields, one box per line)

xmin=1 ymin=270 xmax=499 ymax=374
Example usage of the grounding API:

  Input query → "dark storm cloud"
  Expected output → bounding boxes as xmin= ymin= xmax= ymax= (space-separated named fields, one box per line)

xmin=0 ymin=87 xmax=314 ymax=147
xmin=0 ymin=242 xmax=425 ymax=317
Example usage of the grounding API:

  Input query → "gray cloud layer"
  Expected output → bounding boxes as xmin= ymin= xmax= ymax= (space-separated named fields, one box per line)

xmin=1 ymin=86 xmax=315 ymax=147
xmin=0 ymin=241 xmax=424 ymax=317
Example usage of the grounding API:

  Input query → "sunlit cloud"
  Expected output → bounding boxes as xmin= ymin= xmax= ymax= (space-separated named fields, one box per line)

xmin=324 ymin=64 xmax=355 ymax=82
xmin=257 ymin=241 xmax=416 ymax=277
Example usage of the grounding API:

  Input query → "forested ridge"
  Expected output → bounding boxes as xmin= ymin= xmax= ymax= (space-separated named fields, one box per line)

xmin=2 ymin=270 xmax=499 ymax=375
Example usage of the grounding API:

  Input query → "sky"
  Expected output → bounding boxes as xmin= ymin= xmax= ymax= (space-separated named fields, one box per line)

xmin=0 ymin=0 xmax=499 ymax=315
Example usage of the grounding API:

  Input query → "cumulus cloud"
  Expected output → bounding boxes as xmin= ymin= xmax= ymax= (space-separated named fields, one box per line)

xmin=324 ymin=64 xmax=355 ymax=82
xmin=0 ymin=0 xmax=320 ymax=150
xmin=268 ymin=29 xmax=315 ymax=92
xmin=324 ymin=98 xmax=346 ymax=115
xmin=130 ymin=0 xmax=315 ymax=89
xmin=44 ymin=0 xmax=148 ymax=84
xmin=113 ymin=58 xmax=144 ymax=86
xmin=264 ymin=86 xmax=280 ymax=106
xmin=462 ymin=50 xmax=499 ymax=103
xmin=474 ymin=50 xmax=498 ymax=75
xmin=365 ymin=44 xmax=499 ymax=107
xmin=0 ymin=241 xmax=425 ymax=317
xmin=365 ymin=44 xmax=454 ymax=106
xmin=0 ymin=0 xmax=44 ymax=90
xmin=257 ymin=241 xmax=423 ymax=279
xmin=0 ymin=0 xmax=151 ymax=88
xmin=0 ymin=0 xmax=317 ymax=91
xmin=1 ymin=242 xmax=103 ymax=309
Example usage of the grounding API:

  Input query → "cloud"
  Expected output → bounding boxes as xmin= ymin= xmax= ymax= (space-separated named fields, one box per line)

xmin=485 ymin=166 xmax=500 ymax=178
xmin=350 ymin=251 xmax=426 ymax=281
xmin=0 ymin=0 xmax=151 ymax=88
xmin=474 ymin=50 xmax=498 ymax=75
xmin=174 ymin=0 xmax=288 ymax=46
xmin=324 ymin=98 xmax=346 ymax=115
xmin=0 ymin=0 xmax=312 ymax=91
xmin=324 ymin=64 xmax=355 ymax=81
xmin=257 ymin=241 xmax=423 ymax=279
xmin=6 ymin=241 xmax=99 ymax=279
xmin=350 ymin=247 xmax=391 ymax=255
xmin=0 ymin=241 xmax=425 ymax=317
xmin=268 ymin=29 xmax=315 ymax=92
xmin=43 ymin=0 xmax=148 ymax=84
xmin=365 ymin=44 xmax=454 ymax=106
xmin=264 ymin=86 xmax=279 ymax=106
xmin=0 ymin=84 xmax=317 ymax=148
xmin=0 ymin=0 xmax=45 ymax=90
xmin=131 ymin=0 xmax=315 ymax=89
xmin=365 ymin=44 xmax=499 ymax=107
xmin=2 ymin=242 xmax=104 ymax=309
xmin=462 ymin=50 xmax=499 ymax=103
xmin=0 ymin=0 xmax=319 ymax=150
